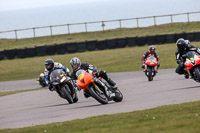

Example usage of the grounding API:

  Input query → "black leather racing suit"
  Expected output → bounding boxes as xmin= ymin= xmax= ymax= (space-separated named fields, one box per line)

xmin=175 ymin=43 xmax=200 ymax=74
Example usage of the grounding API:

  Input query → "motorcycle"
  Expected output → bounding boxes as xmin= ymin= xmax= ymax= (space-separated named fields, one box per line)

xmin=144 ymin=55 xmax=158 ymax=81
xmin=184 ymin=51 xmax=200 ymax=82
xmin=50 ymin=69 xmax=78 ymax=104
xmin=36 ymin=73 xmax=47 ymax=87
xmin=76 ymin=69 xmax=123 ymax=104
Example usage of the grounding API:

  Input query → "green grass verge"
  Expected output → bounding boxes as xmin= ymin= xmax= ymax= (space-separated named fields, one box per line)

xmin=1 ymin=42 xmax=200 ymax=82
xmin=0 ymin=87 xmax=46 ymax=97
xmin=1 ymin=100 xmax=200 ymax=133
xmin=0 ymin=22 xmax=200 ymax=50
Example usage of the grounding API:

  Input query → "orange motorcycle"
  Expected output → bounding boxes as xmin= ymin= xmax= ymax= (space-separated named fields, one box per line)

xmin=76 ymin=69 xmax=123 ymax=104
xmin=144 ymin=55 xmax=158 ymax=81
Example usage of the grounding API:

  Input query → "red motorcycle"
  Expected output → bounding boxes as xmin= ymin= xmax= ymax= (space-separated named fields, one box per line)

xmin=144 ymin=55 xmax=158 ymax=81
xmin=184 ymin=51 xmax=200 ymax=82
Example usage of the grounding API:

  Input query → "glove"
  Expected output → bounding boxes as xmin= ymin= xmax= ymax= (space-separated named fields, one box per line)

xmin=141 ymin=64 xmax=145 ymax=68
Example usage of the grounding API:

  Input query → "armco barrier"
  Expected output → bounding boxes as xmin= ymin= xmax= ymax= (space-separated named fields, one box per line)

xmin=96 ymin=40 xmax=107 ymax=50
xmin=86 ymin=40 xmax=97 ymax=51
xmin=4 ymin=49 xmax=16 ymax=59
xmin=56 ymin=43 xmax=68 ymax=54
xmin=15 ymin=48 xmax=26 ymax=58
xmin=0 ymin=51 xmax=4 ymax=60
xmin=25 ymin=47 xmax=36 ymax=57
xmin=1 ymin=32 xmax=200 ymax=60
xmin=116 ymin=38 xmax=127 ymax=48
xmin=35 ymin=46 xmax=46 ymax=56
xmin=127 ymin=37 xmax=137 ymax=47
xmin=66 ymin=42 xmax=77 ymax=53
xmin=46 ymin=44 xmax=57 ymax=55
xmin=146 ymin=36 xmax=157 ymax=45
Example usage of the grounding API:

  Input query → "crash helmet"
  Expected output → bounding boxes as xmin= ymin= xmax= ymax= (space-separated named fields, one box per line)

xmin=40 ymin=73 xmax=45 ymax=77
xmin=70 ymin=57 xmax=81 ymax=71
xmin=149 ymin=45 xmax=156 ymax=54
xmin=176 ymin=38 xmax=187 ymax=50
xmin=44 ymin=58 xmax=54 ymax=71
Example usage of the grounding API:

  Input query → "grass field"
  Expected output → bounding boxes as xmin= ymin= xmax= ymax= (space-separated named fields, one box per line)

xmin=0 ymin=22 xmax=200 ymax=50
xmin=1 ymin=100 xmax=200 ymax=133
xmin=0 ymin=42 xmax=200 ymax=82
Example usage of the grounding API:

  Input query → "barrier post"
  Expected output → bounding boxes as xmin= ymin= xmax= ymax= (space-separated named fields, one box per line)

xmin=15 ymin=30 xmax=18 ymax=41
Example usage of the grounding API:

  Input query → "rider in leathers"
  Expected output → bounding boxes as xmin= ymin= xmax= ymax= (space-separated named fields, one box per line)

xmin=70 ymin=57 xmax=116 ymax=98
xmin=44 ymin=58 xmax=70 ymax=91
xmin=142 ymin=45 xmax=160 ymax=72
xmin=175 ymin=38 xmax=200 ymax=78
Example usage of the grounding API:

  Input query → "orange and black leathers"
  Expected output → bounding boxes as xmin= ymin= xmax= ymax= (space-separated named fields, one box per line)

xmin=143 ymin=51 xmax=160 ymax=67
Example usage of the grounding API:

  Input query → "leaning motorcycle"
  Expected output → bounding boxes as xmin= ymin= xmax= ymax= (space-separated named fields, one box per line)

xmin=36 ymin=73 xmax=47 ymax=87
xmin=184 ymin=51 xmax=200 ymax=82
xmin=50 ymin=69 xmax=78 ymax=104
xmin=76 ymin=69 xmax=123 ymax=104
xmin=144 ymin=55 xmax=158 ymax=81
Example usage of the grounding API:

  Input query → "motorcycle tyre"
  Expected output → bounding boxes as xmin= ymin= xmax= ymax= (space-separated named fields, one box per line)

xmin=60 ymin=85 xmax=73 ymax=104
xmin=113 ymin=89 xmax=123 ymax=102
xmin=194 ymin=67 xmax=200 ymax=82
xmin=148 ymin=68 xmax=153 ymax=81
xmin=89 ymin=87 xmax=108 ymax=104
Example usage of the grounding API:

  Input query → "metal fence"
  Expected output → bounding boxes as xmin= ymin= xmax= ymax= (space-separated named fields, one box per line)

xmin=0 ymin=11 xmax=200 ymax=40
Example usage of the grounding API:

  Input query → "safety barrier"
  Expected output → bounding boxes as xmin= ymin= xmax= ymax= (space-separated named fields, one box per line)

xmin=0 ymin=32 xmax=200 ymax=60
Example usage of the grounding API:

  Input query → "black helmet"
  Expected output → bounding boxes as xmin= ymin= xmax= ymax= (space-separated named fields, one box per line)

xmin=70 ymin=57 xmax=81 ymax=71
xmin=149 ymin=45 xmax=156 ymax=54
xmin=45 ymin=58 xmax=54 ymax=71
xmin=176 ymin=38 xmax=186 ymax=50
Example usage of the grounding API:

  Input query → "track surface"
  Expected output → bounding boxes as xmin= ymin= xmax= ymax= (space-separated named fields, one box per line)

xmin=1 ymin=69 xmax=200 ymax=129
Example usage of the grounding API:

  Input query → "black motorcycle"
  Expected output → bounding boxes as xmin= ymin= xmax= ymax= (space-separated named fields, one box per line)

xmin=50 ymin=69 xmax=78 ymax=104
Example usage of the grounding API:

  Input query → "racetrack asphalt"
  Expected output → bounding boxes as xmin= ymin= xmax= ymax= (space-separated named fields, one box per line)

xmin=1 ymin=69 xmax=200 ymax=129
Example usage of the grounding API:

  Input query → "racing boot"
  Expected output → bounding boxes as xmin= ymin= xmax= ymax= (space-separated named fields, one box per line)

xmin=107 ymin=78 xmax=117 ymax=90
xmin=83 ymin=91 xmax=90 ymax=98
xmin=184 ymin=72 xmax=189 ymax=79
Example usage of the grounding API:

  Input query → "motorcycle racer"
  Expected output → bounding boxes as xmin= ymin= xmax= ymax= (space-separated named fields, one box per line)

xmin=44 ymin=58 xmax=70 ymax=91
xmin=142 ymin=45 xmax=160 ymax=72
xmin=175 ymin=38 xmax=200 ymax=78
xmin=70 ymin=57 xmax=116 ymax=98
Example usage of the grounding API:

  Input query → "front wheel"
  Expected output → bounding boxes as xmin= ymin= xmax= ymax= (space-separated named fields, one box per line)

xmin=60 ymin=85 xmax=73 ymax=104
xmin=148 ymin=68 xmax=153 ymax=81
xmin=89 ymin=86 xmax=108 ymax=104
xmin=113 ymin=89 xmax=123 ymax=102
xmin=194 ymin=67 xmax=200 ymax=82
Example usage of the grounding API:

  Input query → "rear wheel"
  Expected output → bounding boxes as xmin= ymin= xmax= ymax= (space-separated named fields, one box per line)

xmin=89 ymin=86 xmax=108 ymax=104
xmin=194 ymin=67 xmax=200 ymax=82
xmin=113 ymin=89 xmax=123 ymax=102
xmin=60 ymin=85 xmax=73 ymax=104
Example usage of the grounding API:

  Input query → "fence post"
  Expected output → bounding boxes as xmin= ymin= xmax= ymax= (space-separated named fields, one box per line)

xmin=50 ymin=26 xmax=53 ymax=36
xmin=85 ymin=23 xmax=88 ymax=33
xmin=187 ymin=12 xmax=190 ymax=23
xmin=67 ymin=24 xmax=70 ymax=34
xmin=33 ymin=28 xmax=36 ymax=38
xmin=136 ymin=18 xmax=139 ymax=28
xmin=15 ymin=30 xmax=18 ymax=41
xmin=170 ymin=15 xmax=173 ymax=23
xmin=119 ymin=19 xmax=122 ymax=28
xmin=154 ymin=16 xmax=156 ymax=26
xmin=101 ymin=21 xmax=105 ymax=31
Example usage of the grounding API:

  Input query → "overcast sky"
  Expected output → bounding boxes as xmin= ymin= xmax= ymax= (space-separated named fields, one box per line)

xmin=0 ymin=0 xmax=107 ymax=11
